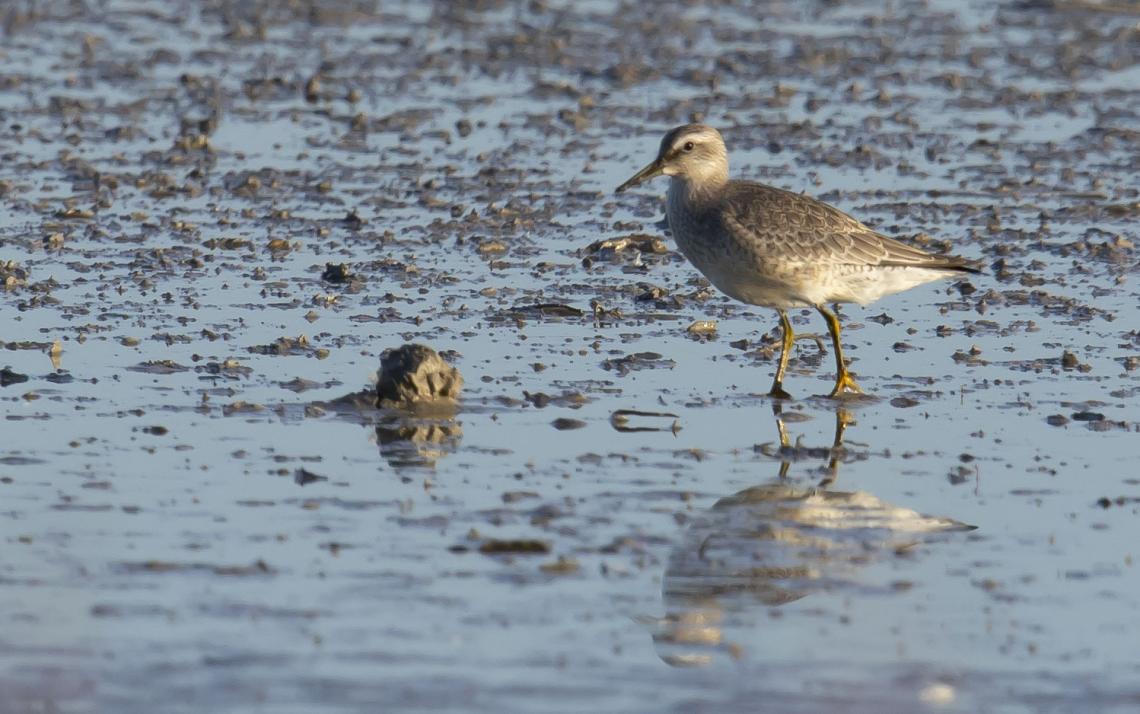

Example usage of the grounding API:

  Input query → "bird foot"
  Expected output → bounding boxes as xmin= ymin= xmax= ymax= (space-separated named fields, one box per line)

xmin=768 ymin=385 xmax=794 ymax=400
xmin=828 ymin=373 xmax=863 ymax=398
xmin=792 ymin=333 xmax=828 ymax=353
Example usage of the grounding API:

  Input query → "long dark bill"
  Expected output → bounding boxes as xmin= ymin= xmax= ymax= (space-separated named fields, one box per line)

xmin=615 ymin=159 xmax=664 ymax=194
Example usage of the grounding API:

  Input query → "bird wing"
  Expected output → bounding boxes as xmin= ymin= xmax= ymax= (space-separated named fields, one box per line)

xmin=719 ymin=182 xmax=977 ymax=271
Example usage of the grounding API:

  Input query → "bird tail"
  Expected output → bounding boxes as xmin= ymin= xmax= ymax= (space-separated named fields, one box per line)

xmin=933 ymin=256 xmax=983 ymax=274
xmin=883 ymin=255 xmax=983 ymax=274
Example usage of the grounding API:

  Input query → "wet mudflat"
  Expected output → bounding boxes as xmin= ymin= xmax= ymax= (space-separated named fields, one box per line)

xmin=1 ymin=0 xmax=1138 ymax=712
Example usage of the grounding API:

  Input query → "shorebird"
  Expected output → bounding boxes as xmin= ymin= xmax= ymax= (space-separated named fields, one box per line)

xmin=615 ymin=124 xmax=981 ymax=398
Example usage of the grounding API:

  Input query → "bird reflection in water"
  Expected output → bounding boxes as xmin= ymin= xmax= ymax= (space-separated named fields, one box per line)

xmin=649 ymin=406 xmax=974 ymax=668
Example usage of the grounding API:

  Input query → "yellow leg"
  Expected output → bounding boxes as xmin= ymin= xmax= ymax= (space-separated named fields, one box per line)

xmin=817 ymin=305 xmax=863 ymax=398
xmin=768 ymin=310 xmax=794 ymax=399
xmin=773 ymin=403 xmax=791 ymax=478
xmin=819 ymin=408 xmax=855 ymax=488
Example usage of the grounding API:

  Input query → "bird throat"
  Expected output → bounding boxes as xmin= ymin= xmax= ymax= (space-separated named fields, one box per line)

xmin=668 ymin=175 xmax=724 ymax=213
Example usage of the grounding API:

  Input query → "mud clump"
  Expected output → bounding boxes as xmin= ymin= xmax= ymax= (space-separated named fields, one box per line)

xmin=477 ymin=539 xmax=550 ymax=555
xmin=1 ymin=367 xmax=30 ymax=387
xmin=1 ymin=260 xmax=28 ymax=290
xmin=376 ymin=344 xmax=462 ymax=407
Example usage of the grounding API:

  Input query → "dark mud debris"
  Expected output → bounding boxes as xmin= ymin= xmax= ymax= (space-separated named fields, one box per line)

xmin=293 ymin=468 xmax=327 ymax=486
xmin=610 ymin=409 xmax=681 ymax=433
xmin=321 ymin=262 xmax=360 ymax=288
xmin=1 ymin=260 xmax=27 ymax=289
xmin=478 ymin=539 xmax=551 ymax=555
xmin=523 ymin=390 xmax=588 ymax=409
xmin=507 ymin=303 xmax=584 ymax=319
xmin=0 ymin=367 xmax=29 ymax=387
xmin=118 ymin=559 xmax=275 ymax=576
xmin=602 ymin=351 xmax=676 ymax=375
xmin=249 ymin=335 xmax=326 ymax=358
xmin=551 ymin=417 xmax=586 ymax=431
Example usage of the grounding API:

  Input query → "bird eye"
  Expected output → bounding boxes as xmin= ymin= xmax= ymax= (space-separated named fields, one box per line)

xmin=683 ymin=141 xmax=695 ymax=152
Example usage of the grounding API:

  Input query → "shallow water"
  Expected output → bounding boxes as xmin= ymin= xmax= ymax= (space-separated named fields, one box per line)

xmin=1 ymin=1 xmax=1138 ymax=712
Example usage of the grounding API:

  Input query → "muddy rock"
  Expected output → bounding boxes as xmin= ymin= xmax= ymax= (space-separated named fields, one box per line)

xmin=376 ymin=344 xmax=463 ymax=407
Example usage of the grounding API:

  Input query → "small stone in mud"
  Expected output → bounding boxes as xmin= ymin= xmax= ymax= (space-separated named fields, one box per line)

xmin=222 ymin=401 xmax=264 ymax=415
xmin=304 ymin=75 xmax=321 ymax=103
xmin=204 ymin=237 xmax=251 ymax=250
xmin=551 ymin=417 xmax=586 ymax=431
xmin=637 ymin=285 xmax=669 ymax=301
xmin=510 ymin=303 xmax=583 ymax=318
xmin=539 ymin=556 xmax=580 ymax=575
xmin=342 ymin=210 xmax=365 ymax=229
xmin=294 ymin=468 xmax=327 ymax=486
xmin=947 ymin=466 xmax=972 ymax=485
xmin=1 ymin=260 xmax=28 ymax=289
xmin=376 ymin=344 xmax=463 ymax=406
xmin=1045 ymin=414 xmax=1069 ymax=427
xmin=249 ymin=335 xmax=312 ymax=357
xmin=281 ymin=377 xmax=322 ymax=393
xmin=686 ymin=320 xmax=717 ymax=335
xmin=524 ymin=391 xmax=551 ymax=408
xmin=141 ymin=425 xmax=168 ymax=436
xmin=583 ymin=234 xmax=668 ymax=260
xmin=1071 ymin=410 xmax=1104 ymax=422
xmin=475 ymin=239 xmax=508 ymax=256
xmin=478 ymin=539 xmax=550 ymax=555
xmin=501 ymin=491 xmax=539 ymax=503
xmin=321 ymin=263 xmax=354 ymax=284
xmin=601 ymin=352 xmax=675 ymax=375
xmin=0 ymin=367 xmax=29 ymax=387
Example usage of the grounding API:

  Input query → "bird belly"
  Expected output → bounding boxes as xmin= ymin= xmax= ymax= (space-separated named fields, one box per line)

xmin=798 ymin=265 xmax=959 ymax=305
xmin=706 ymin=265 xmax=810 ymax=308
xmin=672 ymin=236 xmax=809 ymax=308
xmin=675 ymin=240 xmax=960 ymax=308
